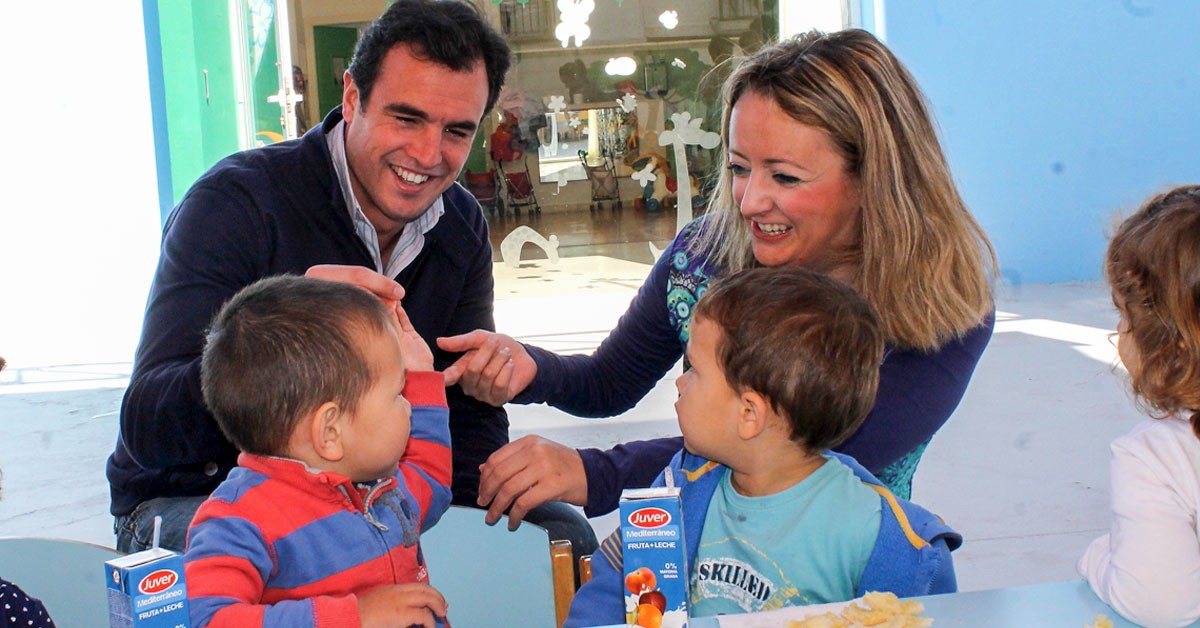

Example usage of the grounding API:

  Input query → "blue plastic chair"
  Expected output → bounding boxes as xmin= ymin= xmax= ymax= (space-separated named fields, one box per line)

xmin=0 ymin=537 xmax=121 ymax=628
xmin=422 ymin=505 xmax=576 ymax=628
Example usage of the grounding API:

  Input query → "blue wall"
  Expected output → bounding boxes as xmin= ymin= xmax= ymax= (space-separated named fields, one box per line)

xmin=885 ymin=2 xmax=1199 ymax=285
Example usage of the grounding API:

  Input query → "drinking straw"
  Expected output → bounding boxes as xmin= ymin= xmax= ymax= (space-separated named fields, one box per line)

xmin=151 ymin=515 xmax=163 ymax=550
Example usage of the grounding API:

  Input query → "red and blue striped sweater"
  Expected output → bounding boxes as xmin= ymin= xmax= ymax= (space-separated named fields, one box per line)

xmin=184 ymin=371 xmax=452 ymax=628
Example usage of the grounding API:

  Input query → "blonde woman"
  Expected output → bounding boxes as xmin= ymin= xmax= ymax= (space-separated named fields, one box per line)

xmin=441 ymin=29 xmax=997 ymax=527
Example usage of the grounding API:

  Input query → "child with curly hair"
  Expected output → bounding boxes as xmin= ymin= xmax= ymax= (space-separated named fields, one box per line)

xmin=1079 ymin=185 xmax=1200 ymax=628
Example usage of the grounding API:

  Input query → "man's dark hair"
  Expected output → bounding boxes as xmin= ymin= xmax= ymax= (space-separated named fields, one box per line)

xmin=348 ymin=0 xmax=512 ymax=115
xmin=200 ymin=275 xmax=393 ymax=456
xmin=694 ymin=267 xmax=885 ymax=453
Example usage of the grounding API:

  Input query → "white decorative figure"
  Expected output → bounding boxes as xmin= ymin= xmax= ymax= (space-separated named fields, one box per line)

xmin=555 ymin=0 xmax=594 ymax=48
xmin=658 ymin=10 xmax=679 ymax=30
xmin=648 ymin=241 xmax=664 ymax=261
xmin=544 ymin=95 xmax=566 ymax=157
xmin=606 ymin=56 xmax=637 ymax=76
xmin=568 ymin=116 xmax=582 ymax=129
xmin=617 ymin=93 xmax=637 ymax=113
xmin=552 ymin=170 xmax=569 ymax=195
xmin=659 ymin=111 xmax=720 ymax=233
xmin=500 ymin=226 xmax=560 ymax=268
xmin=632 ymin=161 xmax=657 ymax=188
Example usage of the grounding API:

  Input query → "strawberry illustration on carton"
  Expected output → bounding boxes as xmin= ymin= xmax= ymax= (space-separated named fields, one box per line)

xmin=619 ymin=486 xmax=689 ymax=628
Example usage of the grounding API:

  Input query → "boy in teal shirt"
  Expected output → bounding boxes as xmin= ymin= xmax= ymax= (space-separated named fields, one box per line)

xmin=567 ymin=268 xmax=960 ymax=625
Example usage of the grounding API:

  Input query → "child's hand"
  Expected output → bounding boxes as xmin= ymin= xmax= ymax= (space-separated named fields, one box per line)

xmin=387 ymin=299 xmax=434 ymax=372
xmin=358 ymin=583 xmax=448 ymax=628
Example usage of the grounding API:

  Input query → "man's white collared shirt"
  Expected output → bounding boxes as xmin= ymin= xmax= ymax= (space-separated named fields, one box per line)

xmin=327 ymin=120 xmax=443 ymax=278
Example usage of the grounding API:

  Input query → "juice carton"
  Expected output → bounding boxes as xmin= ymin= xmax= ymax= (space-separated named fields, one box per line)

xmin=619 ymin=485 xmax=689 ymax=628
xmin=105 ymin=547 xmax=190 ymax=628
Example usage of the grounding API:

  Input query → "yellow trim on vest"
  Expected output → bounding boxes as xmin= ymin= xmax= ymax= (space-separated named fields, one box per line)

xmin=599 ymin=529 xmax=623 ymax=570
xmin=868 ymin=483 xmax=928 ymax=550
xmin=683 ymin=460 xmax=720 ymax=483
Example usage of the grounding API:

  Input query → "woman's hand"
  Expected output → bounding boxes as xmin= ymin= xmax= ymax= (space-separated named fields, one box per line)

xmin=477 ymin=435 xmax=588 ymax=530
xmin=438 ymin=330 xmax=537 ymax=406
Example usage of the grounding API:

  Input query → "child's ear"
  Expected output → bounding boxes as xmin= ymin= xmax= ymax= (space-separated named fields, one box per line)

xmin=309 ymin=401 xmax=346 ymax=462
xmin=737 ymin=390 xmax=771 ymax=441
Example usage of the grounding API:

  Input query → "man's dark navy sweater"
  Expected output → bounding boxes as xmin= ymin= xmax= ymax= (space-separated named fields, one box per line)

xmin=107 ymin=109 xmax=506 ymax=516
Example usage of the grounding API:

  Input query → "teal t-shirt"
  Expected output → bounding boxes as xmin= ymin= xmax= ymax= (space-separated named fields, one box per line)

xmin=688 ymin=456 xmax=883 ymax=616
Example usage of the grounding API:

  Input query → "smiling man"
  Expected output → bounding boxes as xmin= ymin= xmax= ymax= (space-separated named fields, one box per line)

xmin=108 ymin=0 xmax=598 ymax=563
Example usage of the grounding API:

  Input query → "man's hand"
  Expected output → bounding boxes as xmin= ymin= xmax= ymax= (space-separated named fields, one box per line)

xmin=306 ymin=264 xmax=405 ymax=302
xmin=477 ymin=435 xmax=588 ymax=530
xmin=306 ymin=264 xmax=431 ymax=372
xmin=438 ymin=330 xmax=536 ymax=406
xmin=357 ymin=583 xmax=448 ymax=628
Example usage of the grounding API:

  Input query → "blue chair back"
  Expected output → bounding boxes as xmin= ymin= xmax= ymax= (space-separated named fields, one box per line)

xmin=0 ymin=537 xmax=121 ymax=628
xmin=422 ymin=506 xmax=560 ymax=627
xmin=0 ymin=516 xmax=569 ymax=628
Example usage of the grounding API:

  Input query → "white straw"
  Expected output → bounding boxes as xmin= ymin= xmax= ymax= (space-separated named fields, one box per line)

xmin=151 ymin=515 xmax=163 ymax=550
xmin=665 ymin=467 xmax=675 ymax=489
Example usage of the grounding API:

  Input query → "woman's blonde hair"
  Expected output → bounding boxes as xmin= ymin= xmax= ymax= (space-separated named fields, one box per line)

xmin=1107 ymin=185 xmax=1200 ymax=439
xmin=696 ymin=29 xmax=996 ymax=351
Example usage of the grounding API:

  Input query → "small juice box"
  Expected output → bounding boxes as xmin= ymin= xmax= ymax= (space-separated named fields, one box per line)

xmin=105 ymin=547 xmax=190 ymax=628
xmin=619 ymin=485 xmax=689 ymax=628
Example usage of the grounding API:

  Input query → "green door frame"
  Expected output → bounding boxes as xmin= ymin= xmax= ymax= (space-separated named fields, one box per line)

xmin=313 ymin=25 xmax=359 ymax=122
xmin=142 ymin=0 xmax=240 ymax=221
xmin=142 ymin=0 xmax=290 ymax=222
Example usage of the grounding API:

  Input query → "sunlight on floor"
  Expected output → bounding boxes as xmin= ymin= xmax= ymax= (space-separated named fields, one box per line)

xmin=0 ymin=364 xmax=132 ymax=396
xmin=995 ymin=313 xmax=1121 ymax=370
xmin=0 ymin=268 xmax=1122 ymax=397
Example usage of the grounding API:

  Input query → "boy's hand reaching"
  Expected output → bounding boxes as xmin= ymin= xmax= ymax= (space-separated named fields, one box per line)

xmin=358 ymin=583 xmax=448 ymax=628
xmin=389 ymin=300 xmax=434 ymax=372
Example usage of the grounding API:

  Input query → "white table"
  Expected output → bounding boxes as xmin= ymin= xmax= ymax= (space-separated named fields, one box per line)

xmin=671 ymin=580 xmax=1199 ymax=627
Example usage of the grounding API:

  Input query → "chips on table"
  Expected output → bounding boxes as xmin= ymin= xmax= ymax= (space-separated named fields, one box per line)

xmin=786 ymin=591 xmax=933 ymax=628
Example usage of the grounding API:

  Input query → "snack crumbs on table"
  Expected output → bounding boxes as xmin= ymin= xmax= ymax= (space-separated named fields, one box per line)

xmin=785 ymin=591 xmax=933 ymax=628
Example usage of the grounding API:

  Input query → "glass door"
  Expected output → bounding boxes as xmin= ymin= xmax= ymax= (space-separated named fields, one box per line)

xmin=145 ymin=0 xmax=302 ymax=217
xmin=236 ymin=0 xmax=302 ymax=146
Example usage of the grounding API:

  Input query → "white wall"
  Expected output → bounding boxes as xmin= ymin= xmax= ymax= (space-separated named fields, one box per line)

xmin=0 ymin=3 xmax=161 ymax=368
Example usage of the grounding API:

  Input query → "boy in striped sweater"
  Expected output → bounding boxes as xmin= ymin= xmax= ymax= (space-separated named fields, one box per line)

xmin=183 ymin=275 xmax=452 ymax=628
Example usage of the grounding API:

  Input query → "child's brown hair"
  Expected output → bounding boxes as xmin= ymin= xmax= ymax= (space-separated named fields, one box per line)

xmin=693 ymin=267 xmax=884 ymax=452
xmin=201 ymin=275 xmax=394 ymax=455
xmin=1107 ymin=185 xmax=1200 ymax=438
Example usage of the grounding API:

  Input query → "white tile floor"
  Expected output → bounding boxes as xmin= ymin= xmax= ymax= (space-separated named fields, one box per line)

xmin=0 ymin=256 xmax=1132 ymax=595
